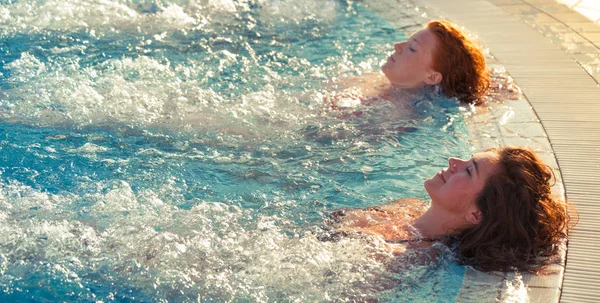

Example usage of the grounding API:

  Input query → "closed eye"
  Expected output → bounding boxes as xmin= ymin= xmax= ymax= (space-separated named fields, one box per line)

xmin=466 ymin=167 xmax=472 ymax=176
xmin=404 ymin=39 xmax=417 ymax=52
xmin=408 ymin=42 xmax=416 ymax=52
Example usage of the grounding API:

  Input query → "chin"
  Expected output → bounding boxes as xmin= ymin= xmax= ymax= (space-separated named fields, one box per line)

xmin=423 ymin=178 xmax=434 ymax=192
xmin=381 ymin=67 xmax=391 ymax=80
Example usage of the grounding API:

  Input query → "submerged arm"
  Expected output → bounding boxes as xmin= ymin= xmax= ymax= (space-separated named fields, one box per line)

xmin=324 ymin=72 xmax=391 ymax=108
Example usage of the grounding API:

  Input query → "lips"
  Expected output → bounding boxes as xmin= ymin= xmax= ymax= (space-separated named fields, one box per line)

xmin=438 ymin=171 xmax=447 ymax=183
xmin=389 ymin=55 xmax=396 ymax=63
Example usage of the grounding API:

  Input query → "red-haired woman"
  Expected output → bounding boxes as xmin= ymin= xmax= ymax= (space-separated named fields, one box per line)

xmin=329 ymin=20 xmax=490 ymax=107
xmin=327 ymin=146 xmax=574 ymax=272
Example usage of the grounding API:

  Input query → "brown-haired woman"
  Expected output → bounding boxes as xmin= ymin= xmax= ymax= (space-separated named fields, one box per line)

xmin=330 ymin=20 xmax=490 ymax=108
xmin=329 ymin=146 xmax=573 ymax=272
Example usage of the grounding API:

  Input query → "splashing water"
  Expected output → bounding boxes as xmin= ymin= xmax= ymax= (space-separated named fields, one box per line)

xmin=0 ymin=0 xmax=472 ymax=301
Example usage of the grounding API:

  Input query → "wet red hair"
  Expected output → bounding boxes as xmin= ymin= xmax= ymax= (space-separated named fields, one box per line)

xmin=427 ymin=20 xmax=490 ymax=104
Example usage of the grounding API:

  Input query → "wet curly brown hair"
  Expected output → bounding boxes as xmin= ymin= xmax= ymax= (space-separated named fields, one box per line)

xmin=427 ymin=20 xmax=490 ymax=104
xmin=450 ymin=146 xmax=575 ymax=272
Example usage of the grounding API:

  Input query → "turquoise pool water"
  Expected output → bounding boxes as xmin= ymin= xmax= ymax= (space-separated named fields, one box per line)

xmin=0 ymin=0 xmax=471 ymax=301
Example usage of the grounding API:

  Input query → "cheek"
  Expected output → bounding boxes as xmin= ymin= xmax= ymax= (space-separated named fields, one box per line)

xmin=420 ymin=53 xmax=435 ymax=71
xmin=440 ymin=179 xmax=469 ymax=198
xmin=382 ymin=63 xmax=405 ymax=82
xmin=446 ymin=181 xmax=481 ymax=204
xmin=440 ymin=188 xmax=476 ymax=212
xmin=401 ymin=56 xmax=430 ymax=77
xmin=391 ymin=58 xmax=416 ymax=76
xmin=412 ymin=57 xmax=430 ymax=73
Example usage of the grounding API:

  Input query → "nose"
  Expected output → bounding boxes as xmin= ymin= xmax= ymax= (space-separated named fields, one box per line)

xmin=448 ymin=157 xmax=467 ymax=172
xmin=394 ymin=42 xmax=404 ymax=54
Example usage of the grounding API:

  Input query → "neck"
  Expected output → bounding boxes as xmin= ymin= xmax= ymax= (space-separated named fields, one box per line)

xmin=412 ymin=205 xmax=469 ymax=239
xmin=389 ymin=83 xmax=424 ymax=91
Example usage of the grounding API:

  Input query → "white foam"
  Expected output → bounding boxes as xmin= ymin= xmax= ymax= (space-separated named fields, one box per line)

xmin=73 ymin=142 xmax=110 ymax=154
xmin=0 ymin=0 xmax=140 ymax=35
xmin=5 ymin=52 xmax=47 ymax=80
xmin=500 ymin=273 xmax=529 ymax=302
xmin=259 ymin=0 xmax=339 ymax=22
xmin=157 ymin=4 xmax=196 ymax=26
xmin=0 ymin=177 xmax=399 ymax=299
xmin=2 ymin=50 xmax=333 ymax=141
xmin=0 ymin=0 xmax=338 ymax=37
xmin=205 ymin=0 xmax=237 ymax=13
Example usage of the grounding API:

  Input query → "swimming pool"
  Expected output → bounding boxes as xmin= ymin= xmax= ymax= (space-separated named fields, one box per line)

xmin=0 ymin=0 xmax=473 ymax=301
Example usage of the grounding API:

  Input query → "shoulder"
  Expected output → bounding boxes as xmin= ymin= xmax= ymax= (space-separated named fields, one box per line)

xmin=324 ymin=198 xmax=428 ymax=228
xmin=377 ymin=198 xmax=428 ymax=216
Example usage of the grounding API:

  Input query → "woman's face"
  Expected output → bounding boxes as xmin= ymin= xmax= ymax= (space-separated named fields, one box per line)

xmin=381 ymin=28 xmax=442 ymax=88
xmin=424 ymin=152 xmax=500 ymax=218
